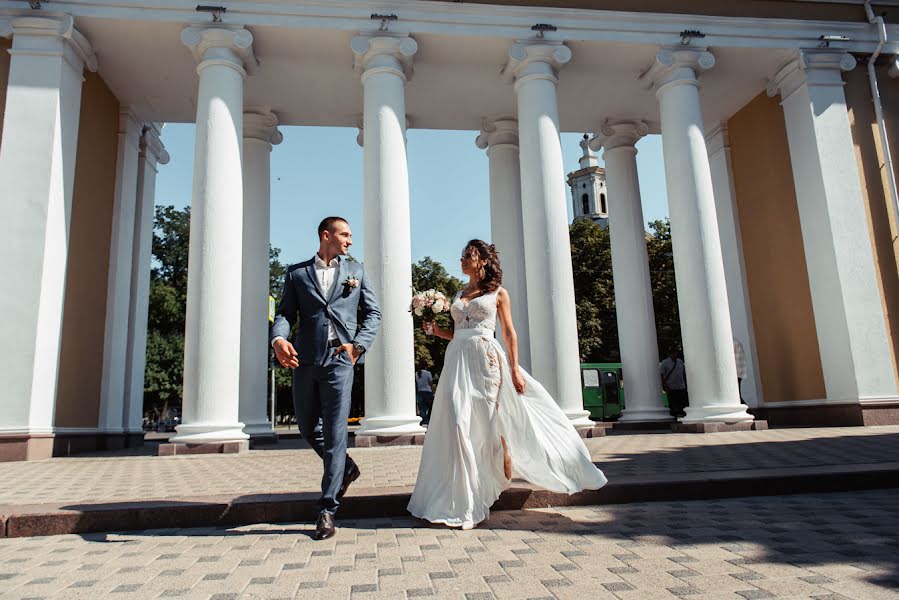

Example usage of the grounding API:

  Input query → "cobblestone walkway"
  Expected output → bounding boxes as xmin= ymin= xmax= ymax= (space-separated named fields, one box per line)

xmin=1 ymin=427 xmax=898 ymax=507
xmin=0 ymin=489 xmax=896 ymax=599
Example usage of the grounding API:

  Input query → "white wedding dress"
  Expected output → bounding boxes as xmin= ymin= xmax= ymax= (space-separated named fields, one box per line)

xmin=408 ymin=289 xmax=607 ymax=528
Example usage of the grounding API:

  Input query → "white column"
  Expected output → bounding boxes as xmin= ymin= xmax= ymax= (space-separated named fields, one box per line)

xmin=641 ymin=46 xmax=753 ymax=423
xmin=239 ymin=108 xmax=282 ymax=439
xmin=475 ymin=116 xmax=532 ymax=372
xmin=351 ymin=35 xmax=424 ymax=435
xmin=172 ymin=27 xmax=256 ymax=445
xmin=98 ymin=108 xmax=143 ymax=437
xmin=122 ymin=124 xmax=169 ymax=437
xmin=0 ymin=16 xmax=96 ymax=443
xmin=591 ymin=121 xmax=671 ymax=422
xmin=706 ymin=123 xmax=763 ymax=407
xmin=768 ymin=49 xmax=898 ymax=403
xmin=504 ymin=41 xmax=592 ymax=426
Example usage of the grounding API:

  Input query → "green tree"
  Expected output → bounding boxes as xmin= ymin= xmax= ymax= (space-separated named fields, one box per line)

xmin=568 ymin=217 xmax=682 ymax=364
xmin=411 ymin=257 xmax=465 ymax=379
xmin=569 ymin=219 xmax=618 ymax=362
xmin=143 ymin=206 xmax=190 ymax=411
xmin=144 ymin=205 xmax=292 ymax=421
xmin=646 ymin=219 xmax=683 ymax=358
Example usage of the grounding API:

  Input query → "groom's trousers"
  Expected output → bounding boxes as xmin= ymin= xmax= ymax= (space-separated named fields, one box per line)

xmin=292 ymin=350 xmax=358 ymax=515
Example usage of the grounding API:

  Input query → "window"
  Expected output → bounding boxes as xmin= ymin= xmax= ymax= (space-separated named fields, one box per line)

xmin=600 ymin=193 xmax=607 ymax=214
xmin=581 ymin=194 xmax=590 ymax=215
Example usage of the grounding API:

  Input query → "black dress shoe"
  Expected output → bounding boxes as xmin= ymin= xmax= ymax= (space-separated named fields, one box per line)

xmin=337 ymin=463 xmax=361 ymax=500
xmin=314 ymin=512 xmax=336 ymax=540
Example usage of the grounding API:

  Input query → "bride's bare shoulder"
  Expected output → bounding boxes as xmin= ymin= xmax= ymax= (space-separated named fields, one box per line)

xmin=496 ymin=286 xmax=510 ymax=302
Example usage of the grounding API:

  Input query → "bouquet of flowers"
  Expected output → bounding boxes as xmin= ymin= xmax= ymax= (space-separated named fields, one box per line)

xmin=410 ymin=289 xmax=451 ymax=334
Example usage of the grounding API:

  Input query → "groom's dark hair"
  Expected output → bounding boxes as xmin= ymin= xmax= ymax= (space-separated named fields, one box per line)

xmin=318 ymin=216 xmax=348 ymax=238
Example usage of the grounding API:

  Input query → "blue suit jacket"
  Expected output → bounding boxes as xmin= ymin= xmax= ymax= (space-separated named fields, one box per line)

xmin=270 ymin=257 xmax=381 ymax=366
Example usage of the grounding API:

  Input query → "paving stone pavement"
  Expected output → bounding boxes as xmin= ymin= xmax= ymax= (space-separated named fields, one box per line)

xmin=0 ymin=488 xmax=897 ymax=599
xmin=1 ymin=427 xmax=898 ymax=507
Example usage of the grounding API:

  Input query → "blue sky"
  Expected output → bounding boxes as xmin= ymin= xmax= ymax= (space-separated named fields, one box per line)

xmin=155 ymin=124 xmax=670 ymax=279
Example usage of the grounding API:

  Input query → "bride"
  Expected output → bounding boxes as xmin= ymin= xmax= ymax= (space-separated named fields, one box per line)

xmin=408 ymin=239 xmax=607 ymax=529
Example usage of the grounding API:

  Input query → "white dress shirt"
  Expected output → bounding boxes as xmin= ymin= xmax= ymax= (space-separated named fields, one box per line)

xmin=313 ymin=253 xmax=339 ymax=342
xmin=272 ymin=253 xmax=340 ymax=347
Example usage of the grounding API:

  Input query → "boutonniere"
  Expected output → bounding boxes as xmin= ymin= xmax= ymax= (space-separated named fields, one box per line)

xmin=344 ymin=276 xmax=359 ymax=289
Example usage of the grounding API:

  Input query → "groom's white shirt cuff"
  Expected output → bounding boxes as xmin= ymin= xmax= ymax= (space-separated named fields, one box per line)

xmin=271 ymin=336 xmax=285 ymax=348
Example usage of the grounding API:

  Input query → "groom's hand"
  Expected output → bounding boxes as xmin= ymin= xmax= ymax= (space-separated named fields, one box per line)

xmin=274 ymin=339 xmax=299 ymax=369
xmin=334 ymin=343 xmax=361 ymax=365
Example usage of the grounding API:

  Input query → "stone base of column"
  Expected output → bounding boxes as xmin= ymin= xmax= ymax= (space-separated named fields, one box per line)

xmin=0 ymin=431 xmax=146 ymax=462
xmin=356 ymin=416 xmax=425 ymax=436
xmin=681 ymin=405 xmax=754 ymax=424
xmin=565 ymin=409 xmax=596 ymax=428
xmin=618 ymin=408 xmax=674 ymax=424
xmin=124 ymin=432 xmax=146 ymax=449
xmin=755 ymin=398 xmax=899 ymax=427
xmin=354 ymin=433 xmax=426 ymax=447
xmin=672 ymin=420 xmax=768 ymax=434
xmin=243 ymin=422 xmax=277 ymax=445
xmin=158 ymin=440 xmax=250 ymax=456
xmin=169 ymin=423 xmax=249 ymax=445
xmin=247 ymin=431 xmax=279 ymax=446
xmin=612 ymin=420 xmax=675 ymax=431
xmin=0 ymin=434 xmax=54 ymax=462
xmin=575 ymin=425 xmax=608 ymax=439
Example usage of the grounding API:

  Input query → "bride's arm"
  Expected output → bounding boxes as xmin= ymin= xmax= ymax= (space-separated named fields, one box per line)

xmin=496 ymin=288 xmax=525 ymax=393
xmin=425 ymin=320 xmax=454 ymax=341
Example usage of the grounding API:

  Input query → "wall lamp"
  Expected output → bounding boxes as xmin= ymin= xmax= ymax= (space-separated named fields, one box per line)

xmin=532 ymin=23 xmax=557 ymax=39
xmin=196 ymin=5 xmax=226 ymax=23
xmin=371 ymin=13 xmax=398 ymax=31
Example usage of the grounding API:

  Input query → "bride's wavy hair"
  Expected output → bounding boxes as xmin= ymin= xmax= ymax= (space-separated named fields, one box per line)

xmin=464 ymin=239 xmax=502 ymax=293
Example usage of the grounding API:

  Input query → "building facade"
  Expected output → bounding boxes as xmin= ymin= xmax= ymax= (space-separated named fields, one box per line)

xmin=1 ymin=0 xmax=898 ymax=460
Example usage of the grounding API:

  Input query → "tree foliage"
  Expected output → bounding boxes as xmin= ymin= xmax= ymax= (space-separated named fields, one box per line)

xmin=144 ymin=205 xmax=290 ymax=416
xmin=143 ymin=205 xmax=682 ymax=420
xmin=411 ymin=257 xmax=466 ymax=379
xmin=144 ymin=206 xmax=190 ymax=407
xmin=569 ymin=218 xmax=682 ymax=364
xmin=645 ymin=219 xmax=683 ymax=357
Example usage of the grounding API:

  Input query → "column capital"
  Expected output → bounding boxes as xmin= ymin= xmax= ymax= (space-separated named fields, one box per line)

xmin=2 ymin=14 xmax=97 ymax=72
xmin=140 ymin=123 xmax=170 ymax=169
xmin=243 ymin=107 xmax=283 ymax=146
xmin=766 ymin=48 xmax=856 ymax=100
xmin=639 ymin=46 xmax=714 ymax=92
xmin=502 ymin=41 xmax=571 ymax=86
xmin=475 ymin=116 xmax=518 ymax=150
xmin=589 ymin=119 xmax=649 ymax=154
xmin=351 ymin=34 xmax=418 ymax=82
xmin=181 ymin=26 xmax=257 ymax=76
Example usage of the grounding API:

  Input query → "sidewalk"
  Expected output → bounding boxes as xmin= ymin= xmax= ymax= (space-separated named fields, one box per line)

xmin=2 ymin=427 xmax=898 ymax=538
xmin=1 ymin=489 xmax=897 ymax=599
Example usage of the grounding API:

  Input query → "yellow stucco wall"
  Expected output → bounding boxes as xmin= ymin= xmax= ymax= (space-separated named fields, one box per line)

xmin=55 ymin=72 xmax=119 ymax=428
xmin=843 ymin=67 xmax=899 ymax=389
xmin=727 ymin=92 xmax=827 ymax=402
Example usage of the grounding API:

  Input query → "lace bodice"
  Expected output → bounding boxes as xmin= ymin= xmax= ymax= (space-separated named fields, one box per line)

xmin=451 ymin=289 xmax=498 ymax=331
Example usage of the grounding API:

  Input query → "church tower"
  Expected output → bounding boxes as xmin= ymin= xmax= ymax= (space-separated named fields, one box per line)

xmin=566 ymin=134 xmax=609 ymax=228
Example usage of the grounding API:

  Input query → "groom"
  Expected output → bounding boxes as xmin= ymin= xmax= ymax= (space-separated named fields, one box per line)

xmin=271 ymin=216 xmax=381 ymax=540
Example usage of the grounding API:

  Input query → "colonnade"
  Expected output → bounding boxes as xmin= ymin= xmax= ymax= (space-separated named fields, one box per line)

xmin=2 ymin=15 xmax=896 ymax=452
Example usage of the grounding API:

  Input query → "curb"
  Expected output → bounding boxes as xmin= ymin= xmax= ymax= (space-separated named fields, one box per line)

xmin=2 ymin=463 xmax=898 ymax=538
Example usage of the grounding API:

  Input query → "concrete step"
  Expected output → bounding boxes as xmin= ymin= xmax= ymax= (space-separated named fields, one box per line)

xmin=3 ymin=461 xmax=897 ymax=539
